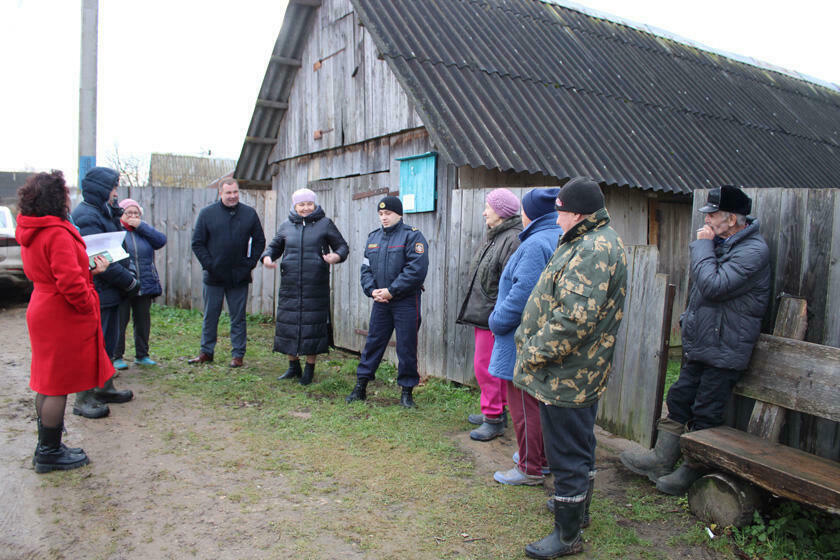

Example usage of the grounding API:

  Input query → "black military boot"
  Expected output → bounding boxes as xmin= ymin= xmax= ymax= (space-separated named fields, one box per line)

xmin=93 ymin=377 xmax=133 ymax=404
xmin=33 ymin=420 xmax=90 ymax=474
xmin=619 ymin=429 xmax=682 ymax=482
xmin=299 ymin=362 xmax=315 ymax=386
xmin=525 ymin=500 xmax=585 ymax=559
xmin=72 ymin=390 xmax=110 ymax=419
xmin=346 ymin=379 xmax=368 ymax=403
xmin=278 ymin=359 xmax=302 ymax=381
xmin=400 ymin=386 xmax=415 ymax=408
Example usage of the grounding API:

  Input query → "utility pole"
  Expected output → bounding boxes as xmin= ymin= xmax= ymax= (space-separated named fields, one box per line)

xmin=78 ymin=0 xmax=98 ymax=188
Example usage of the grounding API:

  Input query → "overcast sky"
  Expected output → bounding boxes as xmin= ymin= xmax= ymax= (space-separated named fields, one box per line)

xmin=1 ymin=0 xmax=838 ymax=184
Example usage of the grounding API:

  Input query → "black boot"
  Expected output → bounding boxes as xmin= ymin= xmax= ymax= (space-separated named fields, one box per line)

xmin=400 ymin=386 xmax=415 ymax=408
xmin=547 ymin=472 xmax=595 ymax=528
xmin=655 ymin=463 xmax=704 ymax=495
xmin=299 ymin=362 xmax=315 ymax=386
xmin=525 ymin=500 xmax=585 ymax=559
xmin=346 ymin=379 xmax=368 ymax=403
xmin=72 ymin=390 xmax=110 ymax=419
xmin=619 ymin=429 xmax=682 ymax=482
xmin=93 ymin=377 xmax=133 ymax=404
xmin=33 ymin=420 xmax=90 ymax=474
xmin=278 ymin=359 xmax=302 ymax=380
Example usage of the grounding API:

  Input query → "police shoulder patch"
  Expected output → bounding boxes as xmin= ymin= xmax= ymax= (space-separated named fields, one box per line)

xmin=414 ymin=242 xmax=425 ymax=254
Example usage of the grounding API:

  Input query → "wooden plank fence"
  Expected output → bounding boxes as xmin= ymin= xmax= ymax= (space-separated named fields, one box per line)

xmin=692 ymin=187 xmax=840 ymax=461
xmin=125 ymin=186 xmax=278 ymax=316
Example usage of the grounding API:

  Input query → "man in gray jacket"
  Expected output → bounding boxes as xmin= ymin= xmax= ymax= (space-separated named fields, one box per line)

xmin=620 ymin=185 xmax=770 ymax=495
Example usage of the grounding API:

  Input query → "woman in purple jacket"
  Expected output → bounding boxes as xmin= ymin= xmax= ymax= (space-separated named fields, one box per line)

xmin=488 ymin=188 xmax=561 ymax=485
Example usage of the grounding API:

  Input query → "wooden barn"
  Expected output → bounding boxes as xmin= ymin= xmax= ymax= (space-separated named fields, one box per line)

xmin=227 ymin=0 xmax=840 ymax=387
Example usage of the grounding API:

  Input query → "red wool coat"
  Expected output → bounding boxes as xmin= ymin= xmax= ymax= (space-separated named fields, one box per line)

xmin=16 ymin=214 xmax=114 ymax=395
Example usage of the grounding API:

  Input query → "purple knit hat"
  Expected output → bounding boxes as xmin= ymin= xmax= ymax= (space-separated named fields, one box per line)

xmin=485 ymin=188 xmax=520 ymax=219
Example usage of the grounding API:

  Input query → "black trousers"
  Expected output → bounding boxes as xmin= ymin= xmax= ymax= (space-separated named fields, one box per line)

xmin=356 ymin=294 xmax=422 ymax=388
xmin=101 ymin=304 xmax=121 ymax=361
xmin=666 ymin=360 xmax=742 ymax=430
xmin=116 ymin=295 xmax=153 ymax=360
xmin=540 ymin=402 xmax=598 ymax=500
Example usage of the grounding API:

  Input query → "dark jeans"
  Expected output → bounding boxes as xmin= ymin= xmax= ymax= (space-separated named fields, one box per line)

xmin=116 ymin=295 xmax=153 ymax=359
xmin=356 ymin=294 xmax=421 ymax=388
xmin=666 ymin=360 xmax=743 ymax=430
xmin=540 ymin=402 xmax=598 ymax=500
xmin=101 ymin=304 xmax=120 ymax=361
xmin=201 ymin=283 xmax=249 ymax=358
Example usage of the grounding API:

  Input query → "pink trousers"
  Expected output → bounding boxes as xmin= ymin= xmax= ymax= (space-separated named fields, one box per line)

xmin=507 ymin=380 xmax=548 ymax=476
xmin=474 ymin=327 xmax=507 ymax=417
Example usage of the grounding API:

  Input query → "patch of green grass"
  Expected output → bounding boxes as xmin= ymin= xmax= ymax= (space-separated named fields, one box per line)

xmin=664 ymin=359 xmax=681 ymax=397
xmin=125 ymin=305 xmax=799 ymax=559
xmin=730 ymin=502 xmax=840 ymax=560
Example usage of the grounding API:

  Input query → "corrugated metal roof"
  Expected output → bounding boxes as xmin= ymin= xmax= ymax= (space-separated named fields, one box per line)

xmin=351 ymin=0 xmax=840 ymax=193
xmin=236 ymin=0 xmax=840 ymax=193
xmin=234 ymin=1 xmax=320 ymax=189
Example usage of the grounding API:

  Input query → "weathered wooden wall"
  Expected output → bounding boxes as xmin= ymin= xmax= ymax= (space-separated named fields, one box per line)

xmin=125 ymin=186 xmax=278 ymax=316
xmin=599 ymin=246 xmax=674 ymax=447
xmin=271 ymin=0 xmax=423 ymax=164
xmin=692 ymin=187 xmax=840 ymax=461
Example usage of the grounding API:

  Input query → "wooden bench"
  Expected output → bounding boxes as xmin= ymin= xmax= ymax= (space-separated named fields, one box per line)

xmin=679 ymin=315 xmax=840 ymax=526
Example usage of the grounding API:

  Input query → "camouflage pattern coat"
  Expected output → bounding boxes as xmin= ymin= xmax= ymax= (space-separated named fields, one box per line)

xmin=513 ymin=208 xmax=627 ymax=408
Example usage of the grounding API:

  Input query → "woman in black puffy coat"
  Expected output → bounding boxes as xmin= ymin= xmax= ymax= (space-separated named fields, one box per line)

xmin=261 ymin=188 xmax=349 ymax=384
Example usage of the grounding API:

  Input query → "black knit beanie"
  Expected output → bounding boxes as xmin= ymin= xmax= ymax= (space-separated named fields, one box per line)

xmin=555 ymin=177 xmax=604 ymax=214
xmin=378 ymin=195 xmax=403 ymax=215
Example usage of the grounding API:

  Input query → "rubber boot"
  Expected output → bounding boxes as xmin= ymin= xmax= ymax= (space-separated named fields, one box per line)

xmin=400 ymin=386 xmax=415 ymax=408
xmin=33 ymin=420 xmax=90 ymax=474
xmin=469 ymin=409 xmax=509 ymax=427
xmin=278 ymin=359 xmax=302 ymax=381
xmin=525 ymin=500 xmax=585 ymax=559
xmin=470 ymin=415 xmax=504 ymax=441
xmin=72 ymin=390 xmax=110 ymax=419
xmin=619 ymin=430 xmax=682 ymax=482
xmin=346 ymin=379 xmax=368 ymax=403
xmin=655 ymin=463 xmax=704 ymax=495
xmin=547 ymin=471 xmax=595 ymax=528
xmin=93 ymin=377 xmax=133 ymax=404
xmin=299 ymin=362 xmax=315 ymax=386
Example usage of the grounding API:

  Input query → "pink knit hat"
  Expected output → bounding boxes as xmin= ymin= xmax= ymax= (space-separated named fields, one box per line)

xmin=291 ymin=188 xmax=317 ymax=206
xmin=118 ymin=198 xmax=142 ymax=215
xmin=485 ymin=188 xmax=520 ymax=219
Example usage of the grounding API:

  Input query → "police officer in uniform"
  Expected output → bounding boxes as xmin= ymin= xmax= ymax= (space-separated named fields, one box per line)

xmin=346 ymin=195 xmax=429 ymax=408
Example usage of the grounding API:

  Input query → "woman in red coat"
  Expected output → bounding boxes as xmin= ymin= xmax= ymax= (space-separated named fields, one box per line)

xmin=16 ymin=170 xmax=113 ymax=473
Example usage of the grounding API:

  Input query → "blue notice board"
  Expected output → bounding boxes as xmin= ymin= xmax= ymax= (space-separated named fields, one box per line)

xmin=396 ymin=152 xmax=437 ymax=213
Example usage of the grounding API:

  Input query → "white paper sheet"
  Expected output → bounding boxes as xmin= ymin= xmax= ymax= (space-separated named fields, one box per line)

xmin=82 ymin=231 xmax=129 ymax=263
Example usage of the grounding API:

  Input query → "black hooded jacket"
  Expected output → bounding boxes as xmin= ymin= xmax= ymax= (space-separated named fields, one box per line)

xmin=70 ymin=167 xmax=137 ymax=307
xmin=261 ymin=206 xmax=349 ymax=355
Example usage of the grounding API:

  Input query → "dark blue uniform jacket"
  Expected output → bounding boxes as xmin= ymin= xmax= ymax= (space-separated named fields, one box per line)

xmin=360 ymin=220 xmax=428 ymax=300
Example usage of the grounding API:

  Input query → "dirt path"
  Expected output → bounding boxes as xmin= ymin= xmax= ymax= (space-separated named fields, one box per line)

xmin=0 ymin=297 xmax=722 ymax=559
xmin=0 ymin=300 xmax=369 ymax=559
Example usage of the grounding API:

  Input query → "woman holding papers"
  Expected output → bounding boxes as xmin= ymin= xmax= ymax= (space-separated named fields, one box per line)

xmin=15 ymin=170 xmax=112 ymax=473
xmin=113 ymin=198 xmax=166 ymax=368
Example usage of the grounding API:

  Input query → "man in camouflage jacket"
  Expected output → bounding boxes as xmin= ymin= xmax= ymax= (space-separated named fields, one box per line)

xmin=513 ymin=177 xmax=627 ymax=560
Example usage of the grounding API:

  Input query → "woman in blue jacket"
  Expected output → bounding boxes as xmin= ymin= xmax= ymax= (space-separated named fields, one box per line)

xmin=114 ymin=198 xmax=167 ymax=367
xmin=488 ymin=188 xmax=561 ymax=486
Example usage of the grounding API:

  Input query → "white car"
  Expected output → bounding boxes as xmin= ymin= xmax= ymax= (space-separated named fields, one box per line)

xmin=0 ymin=206 xmax=30 ymax=288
